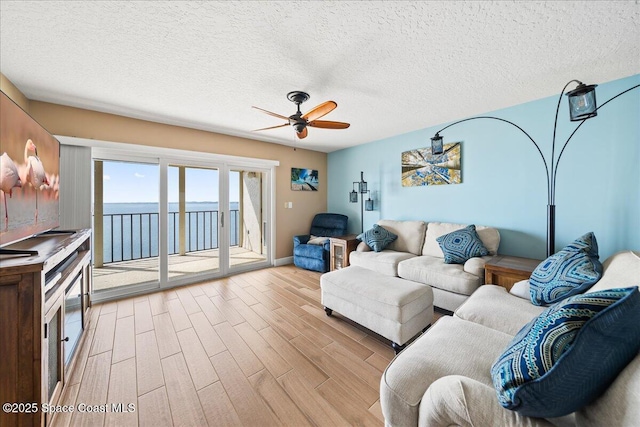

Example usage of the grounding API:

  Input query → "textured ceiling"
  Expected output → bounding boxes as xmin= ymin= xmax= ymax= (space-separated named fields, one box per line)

xmin=1 ymin=1 xmax=639 ymax=153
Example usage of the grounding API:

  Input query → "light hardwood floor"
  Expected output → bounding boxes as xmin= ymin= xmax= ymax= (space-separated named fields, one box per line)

xmin=54 ymin=265 xmax=441 ymax=427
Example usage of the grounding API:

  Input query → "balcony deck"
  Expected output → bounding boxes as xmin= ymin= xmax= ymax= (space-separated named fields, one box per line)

xmin=93 ymin=247 xmax=265 ymax=290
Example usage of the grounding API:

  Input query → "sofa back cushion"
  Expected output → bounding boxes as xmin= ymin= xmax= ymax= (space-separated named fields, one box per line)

xmin=423 ymin=222 xmax=500 ymax=257
xmin=377 ymin=220 xmax=427 ymax=256
xmin=589 ymin=250 xmax=640 ymax=292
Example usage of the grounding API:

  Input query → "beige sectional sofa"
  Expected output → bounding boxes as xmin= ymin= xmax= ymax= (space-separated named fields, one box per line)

xmin=349 ymin=219 xmax=501 ymax=311
xmin=380 ymin=250 xmax=640 ymax=427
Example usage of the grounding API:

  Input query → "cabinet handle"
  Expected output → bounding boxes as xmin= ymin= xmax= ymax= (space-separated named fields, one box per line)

xmin=62 ymin=337 xmax=69 ymax=342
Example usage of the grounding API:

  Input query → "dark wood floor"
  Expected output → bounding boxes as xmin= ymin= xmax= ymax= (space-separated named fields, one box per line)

xmin=53 ymin=265 xmax=441 ymax=426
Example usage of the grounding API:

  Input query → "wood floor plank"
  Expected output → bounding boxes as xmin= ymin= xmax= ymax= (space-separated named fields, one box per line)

xmin=51 ymin=382 xmax=79 ymax=427
xmin=210 ymin=295 xmax=245 ymax=325
xmin=116 ymin=299 xmax=135 ymax=318
xmin=187 ymin=284 xmax=205 ymax=297
xmin=148 ymin=292 xmax=170 ymax=316
xmin=112 ymin=315 xmax=135 ymax=364
xmin=247 ymin=369 xmax=313 ymax=427
xmin=189 ymin=311 xmax=226 ymax=357
xmin=88 ymin=304 xmax=101 ymax=329
xmin=176 ymin=328 xmax=218 ymax=390
xmin=104 ymin=358 xmax=138 ymax=427
xmin=291 ymin=335 xmax=379 ymax=406
xmin=252 ymin=303 xmax=301 ymax=341
xmin=89 ymin=311 xmax=117 ymax=356
xmin=235 ymin=322 xmax=292 ymax=379
xmin=267 ymin=281 xmax=310 ymax=307
xmin=99 ymin=301 xmax=118 ymax=314
xmin=210 ymin=278 xmax=238 ymax=300
xmin=369 ymin=400 xmax=385 ymax=423
xmin=164 ymin=289 xmax=179 ymax=300
xmin=229 ymin=298 xmax=269 ymax=331
xmin=366 ymin=351 xmax=391 ymax=372
xmin=237 ymin=273 xmax=271 ymax=293
xmin=167 ymin=298 xmax=192 ymax=331
xmin=244 ymin=286 xmax=281 ymax=310
xmin=176 ymin=287 xmax=202 ymax=315
xmin=198 ymin=381 xmax=243 ymax=427
xmin=71 ymin=351 xmax=112 ymax=427
xmin=137 ymin=387 xmax=172 ymax=427
xmin=152 ymin=312 xmax=181 ymax=359
xmin=134 ymin=300 xmax=154 ymax=335
xmin=214 ymin=322 xmax=264 ymax=377
xmin=285 ymin=286 xmax=323 ymax=309
xmin=135 ymin=331 xmax=164 ymax=396
xmin=194 ymin=294 xmax=226 ymax=325
xmin=263 ymin=289 xmax=308 ymax=316
xmin=200 ymin=282 xmax=220 ymax=298
xmin=274 ymin=306 xmax=333 ymax=347
xmin=299 ymin=312 xmax=373 ymax=360
xmin=317 ymin=378 xmax=383 ymax=427
xmin=258 ymin=327 xmax=328 ymax=388
xmin=359 ymin=335 xmax=395 ymax=361
xmin=161 ymin=353 xmax=208 ymax=426
xmin=226 ymin=281 xmax=259 ymax=305
xmin=209 ymin=351 xmax=279 ymax=426
xmin=277 ymin=371 xmax=349 ymax=427
xmin=324 ymin=341 xmax=383 ymax=390
xmin=68 ymin=326 xmax=96 ymax=385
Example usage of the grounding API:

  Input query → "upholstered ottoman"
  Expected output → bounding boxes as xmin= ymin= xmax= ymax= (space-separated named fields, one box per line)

xmin=321 ymin=266 xmax=434 ymax=353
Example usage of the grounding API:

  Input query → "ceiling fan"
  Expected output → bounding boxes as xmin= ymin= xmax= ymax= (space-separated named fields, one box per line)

xmin=252 ymin=91 xmax=350 ymax=139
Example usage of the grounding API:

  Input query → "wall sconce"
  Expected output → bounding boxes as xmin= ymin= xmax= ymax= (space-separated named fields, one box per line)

xmin=349 ymin=171 xmax=375 ymax=233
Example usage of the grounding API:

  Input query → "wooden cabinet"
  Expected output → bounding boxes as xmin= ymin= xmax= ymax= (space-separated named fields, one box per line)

xmin=484 ymin=255 xmax=541 ymax=291
xmin=0 ymin=229 xmax=92 ymax=427
xmin=329 ymin=234 xmax=360 ymax=271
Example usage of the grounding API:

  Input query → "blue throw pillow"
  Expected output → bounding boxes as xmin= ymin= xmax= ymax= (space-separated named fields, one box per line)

xmin=357 ymin=224 xmax=397 ymax=252
xmin=491 ymin=287 xmax=640 ymax=418
xmin=529 ymin=232 xmax=602 ymax=306
xmin=436 ymin=224 xmax=489 ymax=264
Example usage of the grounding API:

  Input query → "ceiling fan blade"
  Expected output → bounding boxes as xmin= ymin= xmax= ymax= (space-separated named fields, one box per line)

xmin=252 ymin=123 xmax=289 ymax=132
xmin=302 ymin=101 xmax=337 ymax=122
xmin=252 ymin=106 xmax=290 ymax=121
xmin=297 ymin=127 xmax=308 ymax=139
xmin=308 ymin=120 xmax=350 ymax=129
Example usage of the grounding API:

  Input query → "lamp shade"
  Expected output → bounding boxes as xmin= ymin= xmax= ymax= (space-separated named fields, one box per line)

xmin=566 ymin=83 xmax=598 ymax=121
xmin=431 ymin=134 xmax=444 ymax=155
xmin=349 ymin=190 xmax=358 ymax=203
xmin=365 ymin=197 xmax=374 ymax=211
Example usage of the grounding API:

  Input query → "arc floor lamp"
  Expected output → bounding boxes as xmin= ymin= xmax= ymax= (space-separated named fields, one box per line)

xmin=430 ymin=80 xmax=639 ymax=257
xmin=350 ymin=171 xmax=374 ymax=234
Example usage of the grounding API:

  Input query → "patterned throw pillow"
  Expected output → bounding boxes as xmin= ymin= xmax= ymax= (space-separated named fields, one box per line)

xmin=529 ymin=232 xmax=603 ymax=306
xmin=491 ymin=287 xmax=640 ymax=418
xmin=357 ymin=224 xmax=397 ymax=252
xmin=436 ymin=224 xmax=489 ymax=264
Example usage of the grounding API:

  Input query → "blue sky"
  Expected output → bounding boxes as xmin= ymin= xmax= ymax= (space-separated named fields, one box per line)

xmin=102 ymin=161 xmax=240 ymax=203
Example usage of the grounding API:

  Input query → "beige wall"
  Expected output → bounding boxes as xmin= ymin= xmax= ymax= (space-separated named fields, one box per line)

xmin=0 ymin=73 xmax=30 ymax=112
xmin=1 ymin=73 xmax=327 ymax=259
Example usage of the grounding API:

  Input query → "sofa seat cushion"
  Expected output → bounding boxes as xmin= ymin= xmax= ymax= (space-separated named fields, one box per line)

xmin=381 ymin=316 xmax=514 ymax=427
xmin=349 ymin=250 xmax=416 ymax=277
xmin=455 ymin=285 xmax=545 ymax=336
xmin=398 ymin=255 xmax=482 ymax=296
xmin=590 ymin=250 xmax=640 ymax=292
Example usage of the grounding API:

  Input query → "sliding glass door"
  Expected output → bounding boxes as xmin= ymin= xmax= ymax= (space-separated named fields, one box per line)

xmin=91 ymin=151 xmax=273 ymax=300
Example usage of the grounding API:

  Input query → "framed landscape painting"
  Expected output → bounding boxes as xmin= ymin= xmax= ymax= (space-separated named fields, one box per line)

xmin=402 ymin=142 xmax=461 ymax=186
xmin=291 ymin=168 xmax=319 ymax=191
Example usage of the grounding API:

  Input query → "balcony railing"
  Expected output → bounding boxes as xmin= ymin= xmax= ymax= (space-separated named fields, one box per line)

xmin=101 ymin=210 xmax=240 ymax=264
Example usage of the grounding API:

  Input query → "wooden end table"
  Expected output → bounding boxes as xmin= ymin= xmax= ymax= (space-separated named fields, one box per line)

xmin=484 ymin=255 xmax=542 ymax=291
xmin=329 ymin=234 xmax=360 ymax=271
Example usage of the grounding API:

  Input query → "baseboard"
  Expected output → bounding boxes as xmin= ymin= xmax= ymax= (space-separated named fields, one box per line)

xmin=275 ymin=256 xmax=293 ymax=266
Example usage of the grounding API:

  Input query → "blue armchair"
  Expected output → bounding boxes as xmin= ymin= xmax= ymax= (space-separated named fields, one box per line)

xmin=293 ymin=213 xmax=348 ymax=272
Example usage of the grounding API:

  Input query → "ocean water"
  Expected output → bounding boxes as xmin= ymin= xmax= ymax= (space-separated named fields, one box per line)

xmin=102 ymin=202 xmax=239 ymax=263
